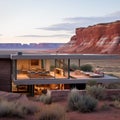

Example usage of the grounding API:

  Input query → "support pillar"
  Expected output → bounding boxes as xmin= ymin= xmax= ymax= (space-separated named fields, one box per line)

xmin=12 ymin=60 xmax=17 ymax=80
xmin=41 ymin=59 xmax=44 ymax=68
xmin=78 ymin=59 xmax=80 ymax=68
xmin=54 ymin=59 xmax=57 ymax=78
xmin=55 ymin=59 xmax=57 ymax=67
xmin=63 ymin=59 xmax=65 ymax=76
xmin=68 ymin=59 xmax=70 ymax=79
xmin=28 ymin=85 xmax=34 ymax=96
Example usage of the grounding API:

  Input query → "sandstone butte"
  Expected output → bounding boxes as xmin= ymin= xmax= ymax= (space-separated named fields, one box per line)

xmin=57 ymin=20 xmax=120 ymax=54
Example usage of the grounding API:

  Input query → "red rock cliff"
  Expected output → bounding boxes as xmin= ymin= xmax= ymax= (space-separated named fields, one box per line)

xmin=58 ymin=20 xmax=120 ymax=54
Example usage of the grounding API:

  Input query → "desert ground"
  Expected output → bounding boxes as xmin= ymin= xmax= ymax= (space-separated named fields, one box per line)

xmin=0 ymin=91 xmax=120 ymax=120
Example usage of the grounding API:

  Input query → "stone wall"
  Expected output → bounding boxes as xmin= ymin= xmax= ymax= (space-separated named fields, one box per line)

xmin=51 ymin=89 xmax=120 ymax=101
xmin=51 ymin=89 xmax=86 ymax=102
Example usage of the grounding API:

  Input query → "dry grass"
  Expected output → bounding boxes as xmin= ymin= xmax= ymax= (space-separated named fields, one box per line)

xmin=0 ymin=97 xmax=40 ymax=118
xmin=0 ymin=92 xmax=120 ymax=120
xmin=38 ymin=104 xmax=66 ymax=120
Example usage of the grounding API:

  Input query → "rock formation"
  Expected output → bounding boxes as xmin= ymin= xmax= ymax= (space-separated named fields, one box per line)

xmin=58 ymin=20 xmax=120 ymax=54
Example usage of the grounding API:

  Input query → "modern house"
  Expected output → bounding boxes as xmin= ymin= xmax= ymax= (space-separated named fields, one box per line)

xmin=0 ymin=52 xmax=120 ymax=96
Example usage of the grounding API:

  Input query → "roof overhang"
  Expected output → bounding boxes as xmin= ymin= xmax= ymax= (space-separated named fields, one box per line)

xmin=13 ymin=77 xmax=120 ymax=85
xmin=0 ymin=55 xmax=11 ymax=59
xmin=10 ymin=54 xmax=120 ymax=60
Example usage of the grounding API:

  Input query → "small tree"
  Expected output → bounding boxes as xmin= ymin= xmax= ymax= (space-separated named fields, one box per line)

xmin=70 ymin=64 xmax=80 ymax=71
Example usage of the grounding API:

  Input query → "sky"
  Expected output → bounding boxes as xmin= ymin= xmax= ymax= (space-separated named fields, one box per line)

xmin=0 ymin=0 xmax=120 ymax=44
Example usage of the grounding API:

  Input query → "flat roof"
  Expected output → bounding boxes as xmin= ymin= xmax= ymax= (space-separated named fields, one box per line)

xmin=11 ymin=53 xmax=120 ymax=60
xmin=0 ymin=53 xmax=120 ymax=60
xmin=0 ymin=54 xmax=11 ymax=59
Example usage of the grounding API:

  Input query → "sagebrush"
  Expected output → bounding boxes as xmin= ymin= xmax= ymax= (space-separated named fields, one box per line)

xmin=67 ymin=88 xmax=98 ymax=113
xmin=0 ymin=98 xmax=39 ymax=118
xmin=39 ymin=104 xmax=66 ymax=120
xmin=86 ymin=85 xmax=106 ymax=100
xmin=39 ymin=89 xmax=52 ymax=104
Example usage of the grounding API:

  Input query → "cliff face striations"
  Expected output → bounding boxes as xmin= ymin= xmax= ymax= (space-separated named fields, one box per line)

xmin=58 ymin=21 xmax=120 ymax=54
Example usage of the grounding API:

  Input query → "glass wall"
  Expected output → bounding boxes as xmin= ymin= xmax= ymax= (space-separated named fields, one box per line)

xmin=16 ymin=59 xmax=68 ymax=80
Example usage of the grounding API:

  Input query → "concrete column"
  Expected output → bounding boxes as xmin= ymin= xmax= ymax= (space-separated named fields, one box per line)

xmin=78 ymin=59 xmax=80 ymax=68
xmin=68 ymin=59 xmax=70 ymax=79
xmin=41 ymin=59 xmax=44 ymax=68
xmin=63 ymin=59 xmax=65 ymax=76
xmin=55 ymin=59 xmax=57 ymax=67
xmin=54 ymin=59 xmax=57 ymax=78
xmin=12 ymin=60 xmax=17 ymax=80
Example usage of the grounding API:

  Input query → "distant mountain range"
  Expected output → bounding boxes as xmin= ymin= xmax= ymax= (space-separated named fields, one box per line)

xmin=0 ymin=43 xmax=65 ymax=50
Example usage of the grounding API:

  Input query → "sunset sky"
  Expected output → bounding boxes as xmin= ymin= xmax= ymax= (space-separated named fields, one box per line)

xmin=0 ymin=0 xmax=120 ymax=43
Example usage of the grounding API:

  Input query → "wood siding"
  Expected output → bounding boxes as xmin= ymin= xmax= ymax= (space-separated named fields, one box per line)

xmin=0 ymin=59 xmax=12 ymax=92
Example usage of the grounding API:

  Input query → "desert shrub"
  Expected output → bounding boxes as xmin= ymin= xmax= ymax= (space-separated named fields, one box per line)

xmin=113 ymin=100 xmax=120 ymax=109
xmin=0 ymin=100 xmax=11 ymax=117
xmin=0 ymin=98 xmax=39 ymax=118
xmin=0 ymin=100 xmax=25 ymax=118
xmin=106 ymin=82 xmax=120 ymax=89
xmin=109 ymin=94 xmax=120 ymax=101
xmin=17 ymin=101 xmax=40 ymax=115
xmin=80 ymin=64 xmax=93 ymax=72
xmin=70 ymin=64 xmax=80 ymax=71
xmin=67 ymin=88 xmax=80 ymax=111
xmin=77 ymin=95 xmax=98 ymax=113
xmin=38 ymin=104 xmax=66 ymax=120
xmin=39 ymin=90 xmax=52 ymax=104
xmin=86 ymin=85 xmax=106 ymax=100
xmin=39 ymin=94 xmax=52 ymax=104
xmin=67 ymin=88 xmax=98 ymax=113
xmin=100 ymin=103 xmax=110 ymax=111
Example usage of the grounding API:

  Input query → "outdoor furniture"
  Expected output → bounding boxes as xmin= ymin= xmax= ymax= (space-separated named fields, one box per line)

xmin=27 ymin=69 xmax=50 ymax=78
xmin=38 ymin=71 xmax=50 ymax=76
xmin=89 ymin=73 xmax=104 ymax=78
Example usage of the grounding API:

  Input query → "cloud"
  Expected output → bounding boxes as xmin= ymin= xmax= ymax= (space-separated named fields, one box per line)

xmin=0 ymin=34 xmax=3 ymax=36
xmin=37 ymin=23 xmax=77 ymax=31
xmin=106 ymin=11 xmax=120 ymax=17
xmin=37 ymin=34 xmax=70 ymax=38
xmin=64 ymin=11 xmax=120 ymax=22
xmin=37 ymin=11 xmax=120 ymax=32
xmin=17 ymin=35 xmax=44 ymax=37
xmin=17 ymin=34 xmax=70 ymax=38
